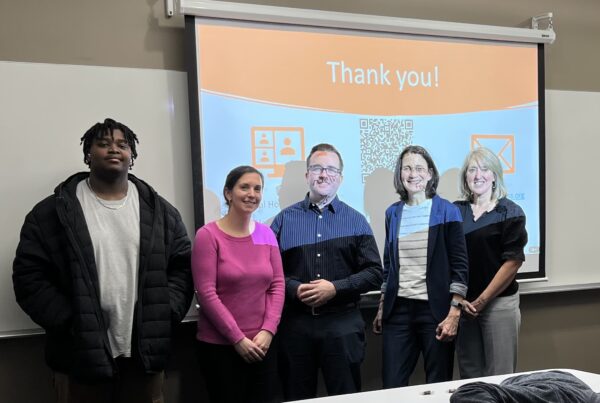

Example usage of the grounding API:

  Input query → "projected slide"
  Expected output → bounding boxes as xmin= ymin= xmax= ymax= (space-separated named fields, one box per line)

xmin=193 ymin=21 xmax=541 ymax=274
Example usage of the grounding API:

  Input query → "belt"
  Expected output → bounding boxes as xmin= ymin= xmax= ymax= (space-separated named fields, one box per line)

xmin=296 ymin=302 xmax=358 ymax=316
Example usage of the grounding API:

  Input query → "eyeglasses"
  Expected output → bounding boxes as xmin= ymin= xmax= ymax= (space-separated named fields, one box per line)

xmin=401 ymin=166 xmax=428 ymax=174
xmin=308 ymin=165 xmax=342 ymax=176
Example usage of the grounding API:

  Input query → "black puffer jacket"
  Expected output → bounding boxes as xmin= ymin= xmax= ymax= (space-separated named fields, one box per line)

xmin=13 ymin=172 xmax=193 ymax=381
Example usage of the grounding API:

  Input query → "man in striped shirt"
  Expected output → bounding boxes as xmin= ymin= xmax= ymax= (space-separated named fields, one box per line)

xmin=271 ymin=143 xmax=382 ymax=400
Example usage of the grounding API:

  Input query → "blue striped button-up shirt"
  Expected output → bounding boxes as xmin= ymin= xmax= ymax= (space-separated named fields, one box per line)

xmin=271 ymin=195 xmax=383 ymax=308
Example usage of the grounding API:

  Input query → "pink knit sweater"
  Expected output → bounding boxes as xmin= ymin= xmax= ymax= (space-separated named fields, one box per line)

xmin=191 ymin=221 xmax=284 ymax=344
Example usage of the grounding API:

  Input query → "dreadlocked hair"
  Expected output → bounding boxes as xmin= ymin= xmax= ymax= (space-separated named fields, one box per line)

xmin=80 ymin=118 xmax=139 ymax=168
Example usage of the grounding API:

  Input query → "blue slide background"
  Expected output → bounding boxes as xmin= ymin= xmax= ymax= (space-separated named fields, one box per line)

xmin=199 ymin=92 xmax=540 ymax=266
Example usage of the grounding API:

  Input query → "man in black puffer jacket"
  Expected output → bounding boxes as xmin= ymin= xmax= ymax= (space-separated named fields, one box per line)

xmin=13 ymin=118 xmax=193 ymax=403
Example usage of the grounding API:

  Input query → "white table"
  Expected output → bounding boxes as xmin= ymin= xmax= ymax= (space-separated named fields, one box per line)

xmin=296 ymin=369 xmax=600 ymax=402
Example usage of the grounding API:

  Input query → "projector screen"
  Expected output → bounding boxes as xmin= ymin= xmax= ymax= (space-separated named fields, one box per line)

xmin=186 ymin=17 xmax=545 ymax=279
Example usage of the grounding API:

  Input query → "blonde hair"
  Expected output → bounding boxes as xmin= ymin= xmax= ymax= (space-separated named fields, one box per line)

xmin=458 ymin=147 xmax=507 ymax=202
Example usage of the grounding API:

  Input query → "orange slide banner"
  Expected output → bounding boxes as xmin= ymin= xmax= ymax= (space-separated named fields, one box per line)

xmin=196 ymin=22 xmax=538 ymax=116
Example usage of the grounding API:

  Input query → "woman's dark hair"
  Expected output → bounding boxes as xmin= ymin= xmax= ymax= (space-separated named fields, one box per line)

xmin=80 ymin=118 xmax=139 ymax=168
xmin=223 ymin=165 xmax=264 ymax=206
xmin=393 ymin=145 xmax=439 ymax=201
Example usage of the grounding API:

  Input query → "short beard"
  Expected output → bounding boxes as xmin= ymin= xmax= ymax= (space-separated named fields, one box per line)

xmin=315 ymin=194 xmax=334 ymax=210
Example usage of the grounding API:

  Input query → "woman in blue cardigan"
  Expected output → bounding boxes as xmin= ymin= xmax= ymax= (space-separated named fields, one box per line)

xmin=373 ymin=145 xmax=469 ymax=388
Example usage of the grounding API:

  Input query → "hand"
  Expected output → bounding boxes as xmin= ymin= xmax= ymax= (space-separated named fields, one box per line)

xmin=297 ymin=280 xmax=336 ymax=307
xmin=252 ymin=330 xmax=273 ymax=354
xmin=233 ymin=337 xmax=265 ymax=363
xmin=435 ymin=311 xmax=460 ymax=342
xmin=372 ymin=301 xmax=383 ymax=335
xmin=471 ymin=296 xmax=488 ymax=313
xmin=461 ymin=300 xmax=479 ymax=319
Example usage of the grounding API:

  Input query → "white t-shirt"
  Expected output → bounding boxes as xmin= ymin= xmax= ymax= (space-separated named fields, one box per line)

xmin=77 ymin=179 xmax=140 ymax=358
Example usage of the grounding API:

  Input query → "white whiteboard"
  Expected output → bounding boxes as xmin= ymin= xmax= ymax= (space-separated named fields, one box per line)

xmin=1 ymin=62 xmax=599 ymax=337
xmin=0 ymin=61 xmax=194 ymax=337
xmin=519 ymin=89 xmax=600 ymax=294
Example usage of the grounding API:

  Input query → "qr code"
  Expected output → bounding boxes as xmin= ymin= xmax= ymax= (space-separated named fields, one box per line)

xmin=360 ymin=118 xmax=414 ymax=182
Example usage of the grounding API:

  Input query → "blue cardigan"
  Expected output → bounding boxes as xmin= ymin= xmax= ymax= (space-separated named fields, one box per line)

xmin=381 ymin=195 xmax=469 ymax=322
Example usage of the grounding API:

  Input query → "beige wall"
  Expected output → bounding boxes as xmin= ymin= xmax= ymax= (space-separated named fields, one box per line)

xmin=1 ymin=291 xmax=600 ymax=402
xmin=1 ymin=0 xmax=599 ymax=92
xmin=0 ymin=0 xmax=186 ymax=70
xmin=1 ymin=1 xmax=599 ymax=401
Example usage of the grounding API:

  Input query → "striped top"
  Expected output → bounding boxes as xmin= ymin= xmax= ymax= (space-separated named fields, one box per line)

xmin=398 ymin=199 xmax=432 ymax=300
xmin=271 ymin=195 xmax=383 ymax=308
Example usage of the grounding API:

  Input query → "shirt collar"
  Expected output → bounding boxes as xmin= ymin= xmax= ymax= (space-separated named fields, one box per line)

xmin=302 ymin=193 xmax=340 ymax=213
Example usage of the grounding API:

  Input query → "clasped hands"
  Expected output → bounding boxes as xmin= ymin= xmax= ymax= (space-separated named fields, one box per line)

xmin=233 ymin=330 xmax=273 ymax=363
xmin=297 ymin=279 xmax=336 ymax=307
xmin=460 ymin=297 xmax=488 ymax=319
xmin=436 ymin=297 xmax=491 ymax=340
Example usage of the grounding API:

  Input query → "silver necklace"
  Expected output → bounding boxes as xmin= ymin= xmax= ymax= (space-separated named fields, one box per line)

xmin=86 ymin=178 xmax=129 ymax=210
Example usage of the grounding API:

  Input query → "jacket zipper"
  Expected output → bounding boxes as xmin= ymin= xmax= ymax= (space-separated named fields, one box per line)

xmin=56 ymin=192 xmax=117 ymax=375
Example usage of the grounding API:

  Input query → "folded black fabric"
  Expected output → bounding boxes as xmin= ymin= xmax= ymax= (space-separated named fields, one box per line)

xmin=450 ymin=370 xmax=600 ymax=403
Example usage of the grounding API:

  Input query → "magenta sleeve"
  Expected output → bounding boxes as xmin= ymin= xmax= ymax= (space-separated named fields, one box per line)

xmin=261 ymin=243 xmax=285 ymax=335
xmin=191 ymin=226 xmax=245 ymax=344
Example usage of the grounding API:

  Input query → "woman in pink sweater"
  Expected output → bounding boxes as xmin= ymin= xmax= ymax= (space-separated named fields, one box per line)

xmin=192 ymin=165 xmax=285 ymax=403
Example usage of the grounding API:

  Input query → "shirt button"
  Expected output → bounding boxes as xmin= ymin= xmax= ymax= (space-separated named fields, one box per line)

xmin=317 ymin=233 xmax=321 ymax=237
xmin=316 ymin=274 xmax=321 ymax=278
xmin=317 ymin=253 xmax=321 ymax=257
xmin=318 ymin=215 xmax=323 ymax=219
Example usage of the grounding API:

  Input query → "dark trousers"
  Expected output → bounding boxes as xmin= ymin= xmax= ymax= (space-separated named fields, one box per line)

xmin=197 ymin=340 xmax=281 ymax=403
xmin=53 ymin=357 xmax=164 ymax=403
xmin=278 ymin=308 xmax=365 ymax=401
xmin=382 ymin=297 xmax=454 ymax=388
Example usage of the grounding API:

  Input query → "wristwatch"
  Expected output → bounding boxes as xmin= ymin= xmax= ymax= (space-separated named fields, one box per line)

xmin=450 ymin=299 xmax=463 ymax=309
